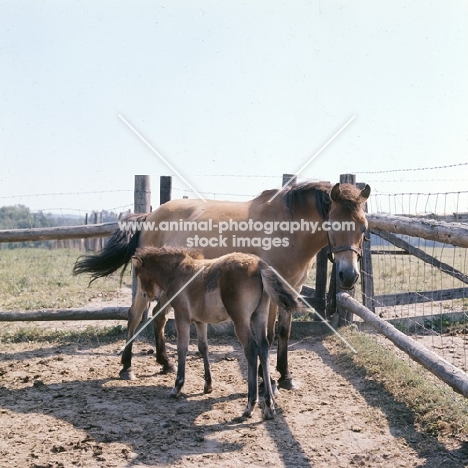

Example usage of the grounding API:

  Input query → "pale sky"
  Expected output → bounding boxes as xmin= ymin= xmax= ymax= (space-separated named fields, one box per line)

xmin=1 ymin=1 xmax=467 ymax=215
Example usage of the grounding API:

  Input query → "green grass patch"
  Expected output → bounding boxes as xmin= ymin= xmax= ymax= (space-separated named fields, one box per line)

xmin=327 ymin=326 xmax=468 ymax=439
xmin=0 ymin=248 xmax=132 ymax=310
xmin=423 ymin=314 xmax=468 ymax=335
xmin=0 ymin=324 xmax=126 ymax=345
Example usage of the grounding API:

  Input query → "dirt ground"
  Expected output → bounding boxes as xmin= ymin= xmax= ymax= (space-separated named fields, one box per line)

xmin=2 ymin=321 xmax=468 ymax=468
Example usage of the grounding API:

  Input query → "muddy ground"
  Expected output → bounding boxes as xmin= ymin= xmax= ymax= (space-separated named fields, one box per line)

xmin=1 ymin=321 xmax=468 ymax=468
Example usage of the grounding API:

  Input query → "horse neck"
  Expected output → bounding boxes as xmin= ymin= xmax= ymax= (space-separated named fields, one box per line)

xmin=293 ymin=213 xmax=328 ymax=260
xmin=277 ymin=197 xmax=329 ymax=262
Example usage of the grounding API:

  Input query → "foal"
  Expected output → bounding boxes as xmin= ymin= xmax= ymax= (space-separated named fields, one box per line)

xmin=131 ymin=246 xmax=297 ymax=420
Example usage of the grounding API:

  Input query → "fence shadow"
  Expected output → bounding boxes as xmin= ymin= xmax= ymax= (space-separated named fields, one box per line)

xmin=0 ymin=337 xmax=314 ymax=467
xmin=310 ymin=338 xmax=468 ymax=467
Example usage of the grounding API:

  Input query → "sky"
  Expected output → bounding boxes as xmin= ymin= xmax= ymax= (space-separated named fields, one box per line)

xmin=1 ymin=1 xmax=467 ymax=217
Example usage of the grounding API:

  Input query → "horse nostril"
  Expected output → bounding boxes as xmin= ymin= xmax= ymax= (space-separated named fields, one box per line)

xmin=338 ymin=267 xmax=359 ymax=289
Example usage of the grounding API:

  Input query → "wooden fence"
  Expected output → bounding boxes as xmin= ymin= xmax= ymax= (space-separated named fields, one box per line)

xmin=1 ymin=174 xmax=468 ymax=395
xmin=1 ymin=174 xmax=468 ymax=323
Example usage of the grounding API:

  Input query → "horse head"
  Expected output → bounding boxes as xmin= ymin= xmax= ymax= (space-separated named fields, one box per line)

xmin=327 ymin=183 xmax=371 ymax=290
xmin=131 ymin=246 xmax=200 ymax=300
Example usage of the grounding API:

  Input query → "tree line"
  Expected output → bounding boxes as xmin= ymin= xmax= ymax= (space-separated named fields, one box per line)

xmin=0 ymin=205 xmax=120 ymax=249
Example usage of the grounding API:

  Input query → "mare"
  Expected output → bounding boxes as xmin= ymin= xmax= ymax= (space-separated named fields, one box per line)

xmin=131 ymin=246 xmax=297 ymax=419
xmin=73 ymin=181 xmax=370 ymax=389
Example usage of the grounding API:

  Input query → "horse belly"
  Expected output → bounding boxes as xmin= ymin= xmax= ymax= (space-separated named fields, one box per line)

xmin=196 ymin=290 xmax=229 ymax=324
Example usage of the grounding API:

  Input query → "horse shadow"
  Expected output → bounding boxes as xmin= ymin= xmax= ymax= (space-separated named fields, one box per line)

xmin=0 ymin=340 xmax=314 ymax=467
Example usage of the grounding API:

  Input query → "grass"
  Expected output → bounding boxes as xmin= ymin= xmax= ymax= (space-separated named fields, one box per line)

xmin=423 ymin=314 xmax=468 ymax=336
xmin=0 ymin=248 xmax=132 ymax=310
xmin=0 ymin=324 xmax=127 ymax=345
xmin=327 ymin=326 xmax=468 ymax=439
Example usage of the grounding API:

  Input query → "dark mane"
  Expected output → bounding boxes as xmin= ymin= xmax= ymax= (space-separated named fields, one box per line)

xmin=283 ymin=182 xmax=332 ymax=220
xmin=255 ymin=182 xmax=331 ymax=220
xmin=255 ymin=181 xmax=365 ymax=220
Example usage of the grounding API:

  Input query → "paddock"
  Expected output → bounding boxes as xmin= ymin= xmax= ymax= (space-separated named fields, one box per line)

xmin=2 ymin=319 xmax=466 ymax=468
xmin=2 ymin=175 xmax=468 ymax=466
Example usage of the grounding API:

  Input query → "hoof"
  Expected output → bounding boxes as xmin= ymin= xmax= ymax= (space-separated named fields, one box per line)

xmin=242 ymin=400 xmax=257 ymax=419
xmin=278 ymin=377 xmax=299 ymax=391
xmin=263 ymin=407 xmax=276 ymax=420
xmin=119 ymin=370 xmax=136 ymax=381
xmin=204 ymin=384 xmax=213 ymax=394
xmin=242 ymin=409 xmax=253 ymax=419
xmin=159 ymin=364 xmax=176 ymax=374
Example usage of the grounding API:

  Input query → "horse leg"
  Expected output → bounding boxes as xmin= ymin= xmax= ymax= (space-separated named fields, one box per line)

xmin=276 ymin=306 xmax=299 ymax=390
xmin=258 ymin=303 xmax=278 ymax=395
xmin=251 ymin=309 xmax=276 ymax=420
xmin=232 ymin=319 xmax=259 ymax=418
xmin=169 ymin=316 xmax=190 ymax=398
xmin=120 ymin=286 xmax=149 ymax=380
xmin=194 ymin=322 xmax=212 ymax=394
xmin=152 ymin=292 xmax=175 ymax=374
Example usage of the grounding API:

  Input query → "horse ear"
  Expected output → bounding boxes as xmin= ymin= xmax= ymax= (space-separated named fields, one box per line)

xmin=330 ymin=183 xmax=341 ymax=202
xmin=131 ymin=256 xmax=143 ymax=268
xmin=360 ymin=184 xmax=371 ymax=201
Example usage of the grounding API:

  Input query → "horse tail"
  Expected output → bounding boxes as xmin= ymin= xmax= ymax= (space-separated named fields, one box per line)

xmin=73 ymin=213 xmax=147 ymax=282
xmin=260 ymin=265 xmax=297 ymax=311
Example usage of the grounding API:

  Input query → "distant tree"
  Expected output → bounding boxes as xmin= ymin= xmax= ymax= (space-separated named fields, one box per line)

xmin=0 ymin=205 xmax=53 ymax=229
xmin=0 ymin=205 xmax=54 ymax=248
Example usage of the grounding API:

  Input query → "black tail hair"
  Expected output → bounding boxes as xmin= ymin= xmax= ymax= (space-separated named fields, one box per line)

xmin=260 ymin=267 xmax=297 ymax=311
xmin=73 ymin=213 xmax=146 ymax=283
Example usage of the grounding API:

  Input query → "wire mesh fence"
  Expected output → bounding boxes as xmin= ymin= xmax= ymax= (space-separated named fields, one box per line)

xmin=352 ymin=190 xmax=468 ymax=402
xmin=2 ymin=182 xmax=468 ymax=403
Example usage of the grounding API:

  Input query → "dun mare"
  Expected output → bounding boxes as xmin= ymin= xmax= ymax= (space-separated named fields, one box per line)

xmin=131 ymin=246 xmax=297 ymax=419
xmin=74 ymin=181 xmax=370 ymax=389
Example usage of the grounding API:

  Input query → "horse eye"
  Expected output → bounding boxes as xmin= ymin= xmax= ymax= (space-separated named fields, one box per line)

xmin=142 ymin=292 xmax=147 ymax=298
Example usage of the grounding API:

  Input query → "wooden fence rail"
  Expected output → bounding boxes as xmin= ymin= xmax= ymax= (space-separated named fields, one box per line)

xmin=0 ymin=307 xmax=128 ymax=321
xmin=0 ymin=222 xmax=119 ymax=243
xmin=2 ymin=206 xmax=466 ymax=249
xmin=337 ymin=292 xmax=468 ymax=398
xmin=367 ymin=213 xmax=468 ymax=248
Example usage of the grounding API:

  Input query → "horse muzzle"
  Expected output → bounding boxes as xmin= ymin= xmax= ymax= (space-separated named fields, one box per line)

xmin=336 ymin=263 xmax=360 ymax=290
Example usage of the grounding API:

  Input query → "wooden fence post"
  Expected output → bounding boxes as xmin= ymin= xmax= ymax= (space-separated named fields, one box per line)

xmin=314 ymin=247 xmax=328 ymax=319
xmin=84 ymin=213 xmax=89 ymax=252
xmin=160 ymin=176 xmax=172 ymax=205
xmin=135 ymin=175 xmax=151 ymax=214
xmin=357 ymin=182 xmax=375 ymax=312
xmin=93 ymin=212 xmax=99 ymax=252
xmin=133 ymin=175 xmax=151 ymax=328
xmin=337 ymin=173 xmax=356 ymax=326
xmin=282 ymin=173 xmax=297 ymax=188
